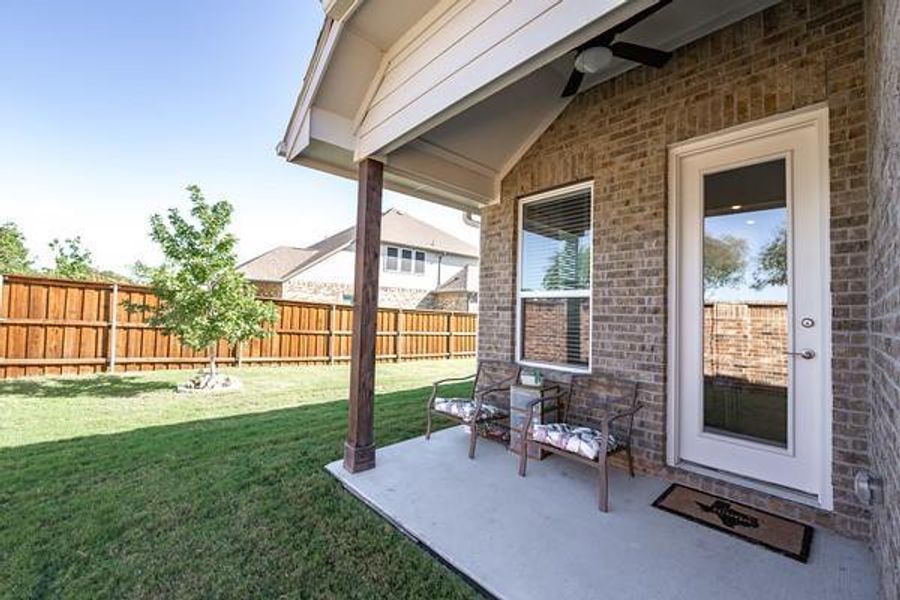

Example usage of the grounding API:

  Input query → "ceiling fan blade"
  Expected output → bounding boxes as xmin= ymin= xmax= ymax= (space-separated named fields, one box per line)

xmin=606 ymin=0 xmax=673 ymax=38
xmin=561 ymin=69 xmax=585 ymax=97
xmin=578 ymin=0 xmax=673 ymax=50
xmin=609 ymin=41 xmax=672 ymax=68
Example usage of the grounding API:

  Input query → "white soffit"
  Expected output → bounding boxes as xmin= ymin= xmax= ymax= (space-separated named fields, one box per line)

xmin=284 ymin=0 xmax=782 ymax=211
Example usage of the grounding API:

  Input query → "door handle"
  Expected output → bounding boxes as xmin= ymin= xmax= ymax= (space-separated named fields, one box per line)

xmin=784 ymin=349 xmax=816 ymax=360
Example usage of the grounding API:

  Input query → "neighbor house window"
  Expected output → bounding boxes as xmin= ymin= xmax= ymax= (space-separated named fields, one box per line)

xmin=414 ymin=251 xmax=426 ymax=274
xmin=517 ymin=182 xmax=592 ymax=372
xmin=401 ymin=248 xmax=413 ymax=272
xmin=384 ymin=246 xmax=426 ymax=275
xmin=385 ymin=246 xmax=399 ymax=271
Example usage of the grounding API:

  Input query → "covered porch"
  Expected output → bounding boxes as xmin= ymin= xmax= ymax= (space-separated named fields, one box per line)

xmin=327 ymin=426 xmax=877 ymax=600
xmin=281 ymin=0 xmax=898 ymax=597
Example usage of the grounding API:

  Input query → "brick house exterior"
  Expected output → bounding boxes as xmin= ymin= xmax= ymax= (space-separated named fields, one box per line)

xmin=480 ymin=0 xmax=872 ymax=539
xmin=285 ymin=0 xmax=899 ymax=594
xmin=866 ymin=0 xmax=899 ymax=595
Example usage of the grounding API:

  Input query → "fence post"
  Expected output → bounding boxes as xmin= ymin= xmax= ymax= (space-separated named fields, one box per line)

xmin=0 ymin=274 xmax=4 ymax=317
xmin=396 ymin=309 xmax=404 ymax=362
xmin=108 ymin=283 xmax=119 ymax=373
xmin=327 ymin=304 xmax=336 ymax=364
xmin=446 ymin=312 xmax=454 ymax=359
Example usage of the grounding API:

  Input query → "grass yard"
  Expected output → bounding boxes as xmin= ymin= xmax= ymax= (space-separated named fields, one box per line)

xmin=0 ymin=360 xmax=480 ymax=599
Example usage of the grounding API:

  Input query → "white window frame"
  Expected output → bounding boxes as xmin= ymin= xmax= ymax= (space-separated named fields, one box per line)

xmin=515 ymin=180 xmax=593 ymax=374
xmin=384 ymin=245 xmax=427 ymax=275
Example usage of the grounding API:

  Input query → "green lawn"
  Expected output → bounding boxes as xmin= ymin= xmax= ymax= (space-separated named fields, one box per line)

xmin=0 ymin=360 xmax=479 ymax=599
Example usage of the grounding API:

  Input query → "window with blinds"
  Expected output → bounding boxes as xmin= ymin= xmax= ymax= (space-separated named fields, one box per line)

xmin=384 ymin=246 xmax=426 ymax=275
xmin=517 ymin=184 xmax=592 ymax=371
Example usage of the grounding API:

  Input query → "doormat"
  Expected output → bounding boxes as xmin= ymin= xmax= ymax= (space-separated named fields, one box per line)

xmin=652 ymin=484 xmax=813 ymax=562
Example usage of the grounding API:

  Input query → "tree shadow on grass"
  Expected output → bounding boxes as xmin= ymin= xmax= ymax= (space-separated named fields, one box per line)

xmin=0 ymin=375 xmax=174 ymax=399
xmin=0 ymin=382 xmax=473 ymax=600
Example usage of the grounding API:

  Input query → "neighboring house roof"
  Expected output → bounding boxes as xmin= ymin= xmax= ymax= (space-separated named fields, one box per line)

xmin=381 ymin=209 xmax=478 ymax=258
xmin=237 ymin=246 xmax=318 ymax=283
xmin=239 ymin=208 xmax=478 ymax=283
xmin=434 ymin=265 xmax=477 ymax=294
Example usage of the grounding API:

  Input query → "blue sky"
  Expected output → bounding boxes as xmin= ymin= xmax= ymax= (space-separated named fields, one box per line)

xmin=705 ymin=208 xmax=787 ymax=302
xmin=0 ymin=0 xmax=477 ymax=273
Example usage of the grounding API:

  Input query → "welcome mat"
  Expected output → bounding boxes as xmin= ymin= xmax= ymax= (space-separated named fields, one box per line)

xmin=652 ymin=484 xmax=813 ymax=562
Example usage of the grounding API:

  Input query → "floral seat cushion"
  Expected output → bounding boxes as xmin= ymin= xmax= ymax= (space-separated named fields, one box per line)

xmin=530 ymin=423 xmax=617 ymax=460
xmin=433 ymin=398 xmax=505 ymax=422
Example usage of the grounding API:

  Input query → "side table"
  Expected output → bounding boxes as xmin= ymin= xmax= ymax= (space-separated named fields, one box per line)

xmin=509 ymin=383 xmax=559 ymax=460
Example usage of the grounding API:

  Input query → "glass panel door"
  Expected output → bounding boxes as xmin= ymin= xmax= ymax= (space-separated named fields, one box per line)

xmin=672 ymin=106 xmax=829 ymax=500
xmin=702 ymin=159 xmax=789 ymax=447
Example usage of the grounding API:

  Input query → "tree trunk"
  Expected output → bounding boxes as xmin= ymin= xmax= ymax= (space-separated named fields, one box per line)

xmin=208 ymin=345 xmax=217 ymax=377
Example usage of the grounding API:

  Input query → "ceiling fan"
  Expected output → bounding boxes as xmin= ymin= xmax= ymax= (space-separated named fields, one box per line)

xmin=562 ymin=0 xmax=674 ymax=97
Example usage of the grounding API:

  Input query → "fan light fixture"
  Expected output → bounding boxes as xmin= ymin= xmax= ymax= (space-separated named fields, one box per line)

xmin=561 ymin=0 xmax=673 ymax=97
xmin=574 ymin=46 xmax=613 ymax=74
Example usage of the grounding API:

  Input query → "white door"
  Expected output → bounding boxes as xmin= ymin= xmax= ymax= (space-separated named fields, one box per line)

xmin=669 ymin=106 xmax=830 ymax=500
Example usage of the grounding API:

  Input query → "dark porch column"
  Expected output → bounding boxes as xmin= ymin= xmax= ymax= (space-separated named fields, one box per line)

xmin=343 ymin=157 xmax=383 ymax=473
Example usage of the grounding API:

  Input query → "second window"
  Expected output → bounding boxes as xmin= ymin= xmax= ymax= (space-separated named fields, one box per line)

xmin=517 ymin=183 xmax=593 ymax=372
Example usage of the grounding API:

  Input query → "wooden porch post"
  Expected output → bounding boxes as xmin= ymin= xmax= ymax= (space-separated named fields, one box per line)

xmin=343 ymin=157 xmax=383 ymax=473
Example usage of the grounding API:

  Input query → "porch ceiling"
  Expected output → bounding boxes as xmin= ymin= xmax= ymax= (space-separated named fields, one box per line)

xmin=283 ymin=0 xmax=780 ymax=212
xmin=327 ymin=427 xmax=877 ymax=600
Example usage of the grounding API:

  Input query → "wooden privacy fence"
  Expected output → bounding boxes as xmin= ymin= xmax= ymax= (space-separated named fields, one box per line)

xmin=0 ymin=274 xmax=477 ymax=379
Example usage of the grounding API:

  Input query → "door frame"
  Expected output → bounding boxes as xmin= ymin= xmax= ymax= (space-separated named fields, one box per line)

xmin=666 ymin=103 xmax=833 ymax=510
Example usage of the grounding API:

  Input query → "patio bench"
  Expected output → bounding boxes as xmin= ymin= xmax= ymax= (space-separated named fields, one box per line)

xmin=517 ymin=374 xmax=640 ymax=512
xmin=426 ymin=360 xmax=521 ymax=459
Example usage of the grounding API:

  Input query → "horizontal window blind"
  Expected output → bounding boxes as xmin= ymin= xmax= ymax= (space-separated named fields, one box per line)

xmin=401 ymin=249 xmax=412 ymax=272
xmin=385 ymin=246 xmax=398 ymax=271
xmin=521 ymin=191 xmax=592 ymax=293
xmin=520 ymin=297 xmax=589 ymax=368
xmin=414 ymin=251 xmax=425 ymax=274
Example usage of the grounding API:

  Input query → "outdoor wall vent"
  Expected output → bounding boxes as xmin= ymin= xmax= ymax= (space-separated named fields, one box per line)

xmin=853 ymin=471 xmax=884 ymax=506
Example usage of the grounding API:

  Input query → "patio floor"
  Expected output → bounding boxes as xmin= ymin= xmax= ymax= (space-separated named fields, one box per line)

xmin=326 ymin=426 xmax=877 ymax=600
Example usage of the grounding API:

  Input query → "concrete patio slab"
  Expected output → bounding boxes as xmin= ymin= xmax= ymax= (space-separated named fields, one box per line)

xmin=326 ymin=426 xmax=877 ymax=600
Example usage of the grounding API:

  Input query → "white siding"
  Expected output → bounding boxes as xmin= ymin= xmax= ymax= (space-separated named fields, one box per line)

xmin=355 ymin=0 xmax=637 ymax=158
xmin=289 ymin=245 xmax=477 ymax=291
xmin=291 ymin=248 xmax=357 ymax=285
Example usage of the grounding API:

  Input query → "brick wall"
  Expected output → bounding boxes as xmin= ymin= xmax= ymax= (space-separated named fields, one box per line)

xmin=481 ymin=0 xmax=870 ymax=537
xmin=866 ymin=0 xmax=900 ymax=595
xmin=520 ymin=298 xmax=590 ymax=367
xmin=281 ymin=279 xmax=434 ymax=309
xmin=251 ymin=281 xmax=283 ymax=298
xmin=430 ymin=291 xmax=476 ymax=312
xmin=704 ymin=303 xmax=788 ymax=387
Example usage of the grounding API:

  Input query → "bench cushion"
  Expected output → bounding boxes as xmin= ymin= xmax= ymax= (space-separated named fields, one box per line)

xmin=530 ymin=423 xmax=617 ymax=460
xmin=433 ymin=398 xmax=505 ymax=422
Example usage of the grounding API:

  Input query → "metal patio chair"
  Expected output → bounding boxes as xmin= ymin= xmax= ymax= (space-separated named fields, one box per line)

xmin=426 ymin=360 xmax=521 ymax=459
xmin=517 ymin=373 xmax=641 ymax=512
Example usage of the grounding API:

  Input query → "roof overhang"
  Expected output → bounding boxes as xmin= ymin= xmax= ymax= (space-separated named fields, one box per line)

xmin=281 ymin=0 xmax=780 ymax=212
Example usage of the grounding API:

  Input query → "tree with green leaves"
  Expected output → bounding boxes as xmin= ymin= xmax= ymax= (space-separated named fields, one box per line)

xmin=48 ymin=236 xmax=95 ymax=280
xmin=703 ymin=233 xmax=747 ymax=294
xmin=542 ymin=237 xmax=591 ymax=290
xmin=133 ymin=185 xmax=277 ymax=386
xmin=752 ymin=225 xmax=787 ymax=290
xmin=0 ymin=222 xmax=33 ymax=274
